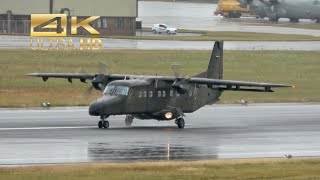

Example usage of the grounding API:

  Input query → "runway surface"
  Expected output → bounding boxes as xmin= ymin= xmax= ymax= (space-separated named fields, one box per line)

xmin=2 ymin=36 xmax=320 ymax=50
xmin=0 ymin=103 xmax=320 ymax=165
xmin=138 ymin=1 xmax=320 ymax=37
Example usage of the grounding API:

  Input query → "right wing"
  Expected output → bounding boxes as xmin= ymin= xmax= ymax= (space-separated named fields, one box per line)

xmin=189 ymin=78 xmax=293 ymax=92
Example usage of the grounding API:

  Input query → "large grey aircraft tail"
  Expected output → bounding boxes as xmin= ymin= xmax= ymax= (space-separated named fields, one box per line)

xmin=194 ymin=41 xmax=224 ymax=79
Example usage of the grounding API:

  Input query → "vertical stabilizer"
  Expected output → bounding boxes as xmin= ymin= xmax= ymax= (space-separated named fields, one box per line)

xmin=193 ymin=41 xmax=224 ymax=79
xmin=207 ymin=41 xmax=223 ymax=79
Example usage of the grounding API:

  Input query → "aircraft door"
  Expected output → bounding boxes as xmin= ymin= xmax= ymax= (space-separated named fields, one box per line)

xmin=126 ymin=87 xmax=147 ymax=113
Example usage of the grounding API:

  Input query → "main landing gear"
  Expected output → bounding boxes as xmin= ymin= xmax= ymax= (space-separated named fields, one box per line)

xmin=98 ymin=115 xmax=109 ymax=129
xmin=125 ymin=115 xmax=134 ymax=127
xmin=175 ymin=117 xmax=185 ymax=129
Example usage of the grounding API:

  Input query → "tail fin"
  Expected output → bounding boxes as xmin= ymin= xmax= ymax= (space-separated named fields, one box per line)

xmin=207 ymin=41 xmax=223 ymax=79
xmin=194 ymin=41 xmax=224 ymax=79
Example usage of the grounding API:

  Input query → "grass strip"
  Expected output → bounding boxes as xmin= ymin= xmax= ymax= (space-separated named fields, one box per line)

xmin=0 ymin=158 xmax=320 ymax=180
xmin=0 ymin=49 xmax=319 ymax=107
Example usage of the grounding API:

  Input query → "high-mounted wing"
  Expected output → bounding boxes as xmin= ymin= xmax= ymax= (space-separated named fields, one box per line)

xmin=188 ymin=77 xmax=293 ymax=92
xmin=27 ymin=73 xmax=96 ymax=83
xmin=26 ymin=73 xmax=178 ymax=83
xmin=27 ymin=73 xmax=127 ymax=91
xmin=26 ymin=73 xmax=179 ymax=91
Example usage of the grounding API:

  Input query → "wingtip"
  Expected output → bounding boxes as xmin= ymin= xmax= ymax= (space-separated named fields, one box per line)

xmin=26 ymin=73 xmax=37 ymax=76
xmin=26 ymin=73 xmax=42 ymax=77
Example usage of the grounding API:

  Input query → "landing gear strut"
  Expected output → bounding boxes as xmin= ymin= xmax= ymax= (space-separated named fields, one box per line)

xmin=98 ymin=115 xmax=109 ymax=129
xmin=125 ymin=115 xmax=134 ymax=127
xmin=175 ymin=117 xmax=185 ymax=129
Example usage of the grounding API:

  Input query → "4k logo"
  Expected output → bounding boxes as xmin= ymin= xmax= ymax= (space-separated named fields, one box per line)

xmin=31 ymin=14 xmax=100 ymax=36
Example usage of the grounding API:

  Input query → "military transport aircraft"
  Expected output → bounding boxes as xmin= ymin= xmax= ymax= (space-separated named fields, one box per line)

xmin=28 ymin=41 xmax=292 ymax=129
xmin=238 ymin=0 xmax=320 ymax=22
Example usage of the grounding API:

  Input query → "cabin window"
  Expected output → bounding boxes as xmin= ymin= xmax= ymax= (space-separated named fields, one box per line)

xmin=162 ymin=91 xmax=166 ymax=97
xmin=143 ymin=91 xmax=147 ymax=98
xmin=138 ymin=91 xmax=142 ymax=98
xmin=158 ymin=91 xmax=161 ymax=97
xmin=170 ymin=90 xmax=173 ymax=97
xmin=149 ymin=91 xmax=153 ymax=97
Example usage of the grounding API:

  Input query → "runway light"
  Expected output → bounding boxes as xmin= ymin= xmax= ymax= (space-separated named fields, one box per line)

xmin=165 ymin=112 xmax=173 ymax=120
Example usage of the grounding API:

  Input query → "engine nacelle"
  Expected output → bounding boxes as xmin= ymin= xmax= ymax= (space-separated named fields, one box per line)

xmin=259 ymin=0 xmax=278 ymax=6
xmin=172 ymin=80 xmax=189 ymax=94
xmin=237 ymin=0 xmax=253 ymax=8
xmin=92 ymin=74 xmax=109 ymax=91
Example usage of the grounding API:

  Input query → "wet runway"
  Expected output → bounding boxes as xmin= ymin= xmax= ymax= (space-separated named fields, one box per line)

xmin=138 ymin=1 xmax=320 ymax=37
xmin=0 ymin=103 xmax=319 ymax=165
xmin=2 ymin=36 xmax=320 ymax=50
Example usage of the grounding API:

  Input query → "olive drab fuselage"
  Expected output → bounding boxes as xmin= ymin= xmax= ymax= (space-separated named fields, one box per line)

xmin=89 ymin=79 xmax=221 ymax=120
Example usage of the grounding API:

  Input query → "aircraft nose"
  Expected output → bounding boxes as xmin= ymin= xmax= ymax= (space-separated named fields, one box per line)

xmin=89 ymin=101 xmax=102 ymax=116
xmin=89 ymin=96 xmax=124 ymax=116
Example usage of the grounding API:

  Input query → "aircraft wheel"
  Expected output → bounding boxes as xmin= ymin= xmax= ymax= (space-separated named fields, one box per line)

xmin=290 ymin=18 xmax=299 ymax=23
xmin=269 ymin=17 xmax=279 ymax=22
xmin=98 ymin=121 xmax=103 ymax=128
xmin=125 ymin=115 xmax=133 ymax=127
xmin=177 ymin=118 xmax=185 ymax=129
xmin=103 ymin=121 xmax=109 ymax=129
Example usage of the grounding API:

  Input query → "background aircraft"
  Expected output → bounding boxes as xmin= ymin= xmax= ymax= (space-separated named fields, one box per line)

xmin=28 ymin=41 xmax=292 ymax=129
xmin=238 ymin=0 xmax=320 ymax=22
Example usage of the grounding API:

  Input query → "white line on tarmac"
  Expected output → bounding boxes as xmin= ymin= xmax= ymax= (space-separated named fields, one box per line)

xmin=0 ymin=126 xmax=96 ymax=131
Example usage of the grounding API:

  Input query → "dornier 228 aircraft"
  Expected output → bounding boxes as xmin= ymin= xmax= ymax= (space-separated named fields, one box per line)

xmin=28 ymin=41 xmax=293 ymax=129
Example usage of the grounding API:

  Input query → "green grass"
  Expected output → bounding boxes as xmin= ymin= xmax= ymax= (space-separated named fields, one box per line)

xmin=252 ymin=23 xmax=320 ymax=31
xmin=1 ymin=158 xmax=320 ymax=180
xmin=3 ymin=28 xmax=320 ymax=41
xmin=0 ymin=49 xmax=319 ymax=107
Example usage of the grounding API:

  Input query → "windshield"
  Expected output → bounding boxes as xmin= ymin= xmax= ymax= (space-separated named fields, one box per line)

xmin=103 ymin=85 xmax=129 ymax=96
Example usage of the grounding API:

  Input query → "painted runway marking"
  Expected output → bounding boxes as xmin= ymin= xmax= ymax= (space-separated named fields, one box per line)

xmin=0 ymin=126 xmax=95 ymax=131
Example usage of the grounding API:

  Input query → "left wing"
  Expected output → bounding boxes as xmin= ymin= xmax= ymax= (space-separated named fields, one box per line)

xmin=27 ymin=73 xmax=96 ymax=83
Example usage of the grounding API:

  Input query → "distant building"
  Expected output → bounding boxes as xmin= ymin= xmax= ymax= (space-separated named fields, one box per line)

xmin=0 ymin=0 xmax=138 ymax=36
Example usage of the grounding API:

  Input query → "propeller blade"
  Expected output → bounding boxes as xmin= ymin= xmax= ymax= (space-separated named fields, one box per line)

xmin=171 ymin=63 xmax=181 ymax=77
xmin=85 ymin=85 xmax=95 ymax=97
xmin=98 ymin=60 xmax=109 ymax=74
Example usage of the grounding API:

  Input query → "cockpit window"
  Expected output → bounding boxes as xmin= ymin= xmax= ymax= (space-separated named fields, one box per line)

xmin=104 ymin=85 xmax=115 ymax=94
xmin=114 ymin=86 xmax=129 ymax=96
xmin=103 ymin=85 xmax=129 ymax=96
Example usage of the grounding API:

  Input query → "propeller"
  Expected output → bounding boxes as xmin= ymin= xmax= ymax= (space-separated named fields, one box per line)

xmin=258 ymin=0 xmax=278 ymax=6
xmin=172 ymin=80 xmax=189 ymax=94
xmin=98 ymin=61 xmax=109 ymax=74
xmin=170 ymin=63 xmax=189 ymax=94
xmin=83 ymin=60 xmax=110 ymax=98
xmin=258 ymin=0 xmax=280 ymax=21
xmin=238 ymin=0 xmax=254 ymax=9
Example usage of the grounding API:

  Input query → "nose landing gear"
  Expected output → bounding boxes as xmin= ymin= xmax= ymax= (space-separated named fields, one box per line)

xmin=98 ymin=115 xmax=109 ymax=129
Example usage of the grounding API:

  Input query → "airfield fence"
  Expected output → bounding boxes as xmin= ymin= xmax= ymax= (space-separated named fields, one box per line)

xmin=0 ymin=20 xmax=31 ymax=34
